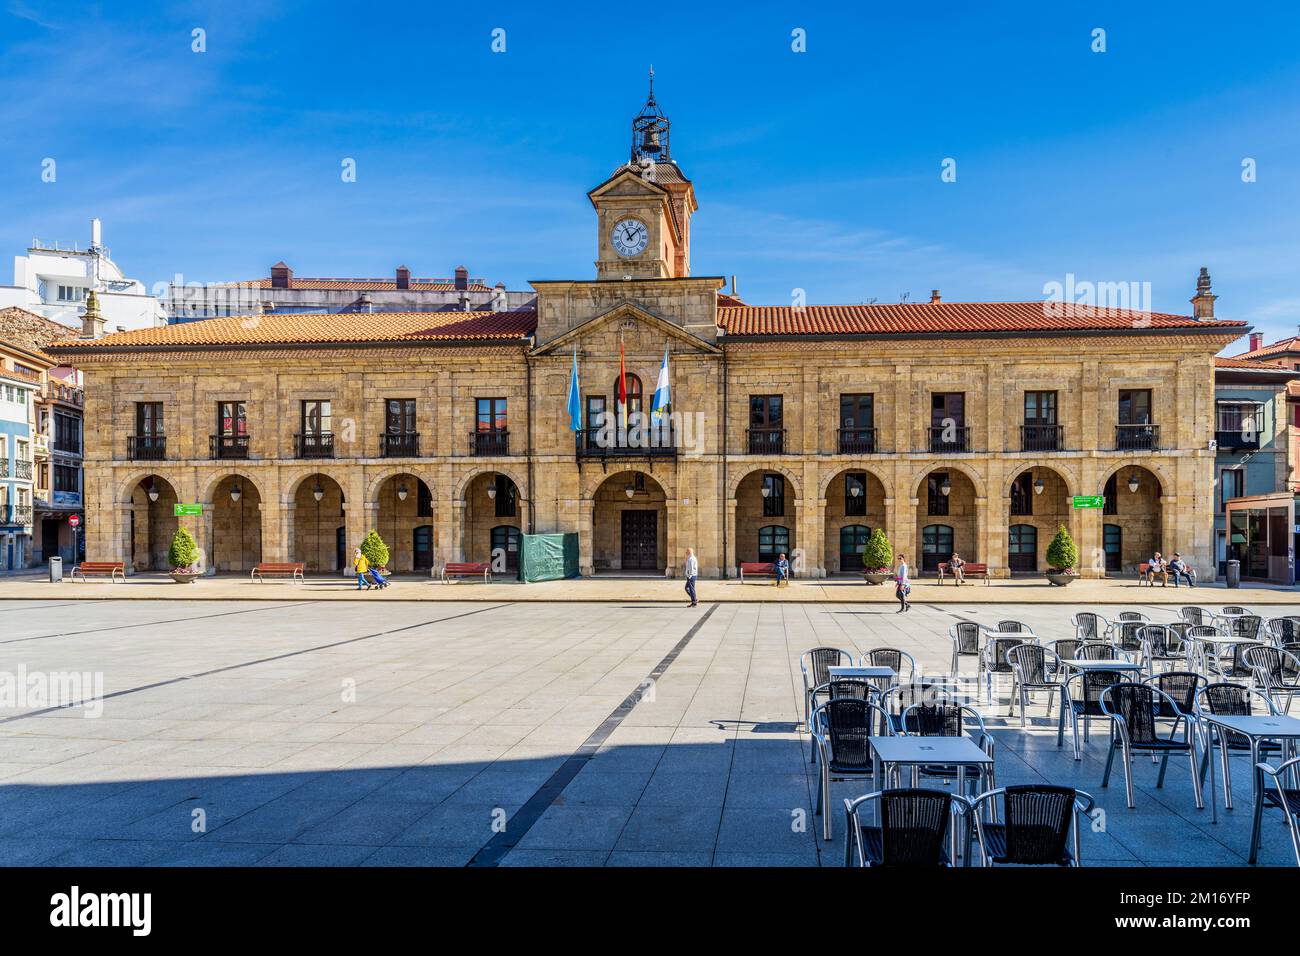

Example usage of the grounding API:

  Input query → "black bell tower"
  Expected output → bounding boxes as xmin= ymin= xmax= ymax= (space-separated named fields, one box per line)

xmin=631 ymin=67 xmax=671 ymax=165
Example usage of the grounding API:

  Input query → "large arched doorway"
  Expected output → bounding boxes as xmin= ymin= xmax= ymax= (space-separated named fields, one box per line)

xmin=1007 ymin=467 xmax=1070 ymax=575
xmin=823 ymin=469 xmax=887 ymax=574
xmin=128 ymin=475 xmax=179 ymax=571
xmin=292 ymin=473 xmax=346 ymax=573
xmin=212 ymin=475 xmax=262 ymax=571
xmin=915 ymin=469 xmax=976 ymax=574
xmin=375 ymin=474 xmax=433 ymax=573
xmin=1102 ymin=465 xmax=1163 ymax=574
xmin=734 ymin=469 xmax=798 ymax=570
xmin=592 ymin=470 xmax=666 ymax=572
xmin=462 ymin=471 xmax=522 ymax=565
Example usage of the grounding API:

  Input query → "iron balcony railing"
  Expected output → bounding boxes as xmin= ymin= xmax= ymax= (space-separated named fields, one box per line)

xmin=1021 ymin=424 xmax=1063 ymax=452
xmin=928 ymin=425 xmax=971 ymax=454
xmin=837 ymin=427 xmax=877 ymax=454
xmin=0 ymin=458 xmax=7 ymax=477
xmin=578 ymin=425 xmax=677 ymax=458
xmin=382 ymin=432 xmax=421 ymax=457
xmin=14 ymin=459 xmax=32 ymax=480
xmin=1215 ymin=429 xmax=1259 ymax=451
xmin=210 ymin=434 xmax=250 ymax=459
xmin=295 ymin=432 xmax=335 ymax=458
xmin=8 ymin=505 xmax=33 ymax=527
xmin=127 ymin=435 xmax=166 ymax=460
xmin=748 ymin=428 xmax=786 ymax=455
xmin=472 ymin=430 xmax=508 ymax=456
xmin=1115 ymin=424 xmax=1159 ymax=451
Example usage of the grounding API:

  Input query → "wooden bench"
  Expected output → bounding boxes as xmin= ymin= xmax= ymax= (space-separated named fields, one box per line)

xmin=250 ymin=562 xmax=305 ymax=583
xmin=937 ymin=562 xmax=990 ymax=585
xmin=739 ymin=561 xmax=786 ymax=583
xmin=70 ymin=561 xmax=125 ymax=583
xmin=440 ymin=562 xmax=492 ymax=583
xmin=1138 ymin=562 xmax=1177 ymax=586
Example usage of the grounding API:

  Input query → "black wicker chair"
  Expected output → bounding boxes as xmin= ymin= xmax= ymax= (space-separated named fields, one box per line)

xmin=811 ymin=697 xmax=892 ymax=840
xmin=1179 ymin=607 xmax=1210 ymax=627
xmin=1074 ymin=641 xmax=1122 ymax=661
xmin=1242 ymin=645 xmax=1300 ymax=715
xmin=1195 ymin=683 xmax=1282 ymax=810
xmin=801 ymin=646 xmax=853 ymax=761
xmin=1059 ymin=667 xmax=1134 ymax=759
xmin=1071 ymin=612 xmax=1107 ymax=643
xmin=983 ymin=636 xmax=1030 ymax=710
xmin=1116 ymin=611 xmax=1150 ymax=624
xmin=970 ymin=785 xmax=1094 ymax=867
xmin=861 ymin=647 xmax=916 ymax=683
xmin=1221 ymin=605 xmax=1252 ymax=617
xmin=880 ymin=681 xmax=962 ymax=734
xmin=1139 ymin=624 xmax=1188 ymax=676
xmin=1100 ymin=683 xmax=1205 ymax=810
xmin=1268 ymin=617 xmax=1300 ymax=647
xmin=897 ymin=701 xmax=995 ymax=797
xmin=1112 ymin=621 xmax=1146 ymax=658
xmin=1007 ymin=643 xmax=1062 ymax=726
xmin=1143 ymin=671 xmax=1206 ymax=720
xmin=842 ymin=788 xmax=966 ymax=867
xmin=949 ymin=622 xmax=982 ymax=680
xmin=995 ymin=619 xmax=1031 ymax=634
xmin=1257 ymin=755 xmax=1300 ymax=867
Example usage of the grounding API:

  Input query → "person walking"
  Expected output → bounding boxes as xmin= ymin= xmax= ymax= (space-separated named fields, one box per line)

xmin=683 ymin=547 xmax=699 ymax=607
xmin=895 ymin=553 xmax=912 ymax=613
xmin=352 ymin=548 xmax=372 ymax=590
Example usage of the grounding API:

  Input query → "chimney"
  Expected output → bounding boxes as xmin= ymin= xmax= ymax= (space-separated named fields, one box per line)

xmin=930 ymin=289 xmax=941 ymax=304
xmin=730 ymin=275 xmax=738 ymax=297
xmin=454 ymin=265 xmax=469 ymax=291
xmin=1190 ymin=266 xmax=1217 ymax=320
xmin=80 ymin=290 xmax=105 ymax=338
xmin=1249 ymin=332 xmax=1264 ymax=352
xmin=357 ymin=292 xmax=373 ymax=313
xmin=271 ymin=261 xmax=292 ymax=290
xmin=395 ymin=265 xmax=410 ymax=290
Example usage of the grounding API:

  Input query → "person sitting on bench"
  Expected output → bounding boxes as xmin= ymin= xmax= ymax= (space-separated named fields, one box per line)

xmin=1145 ymin=551 xmax=1169 ymax=587
xmin=1166 ymin=552 xmax=1195 ymax=588
xmin=775 ymin=553 xmax=791 ymax=586
xmin=949 ymin=552 xmax=966 ymax=586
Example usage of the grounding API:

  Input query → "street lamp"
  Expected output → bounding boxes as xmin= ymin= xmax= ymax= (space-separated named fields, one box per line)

xmin=313 ymin=479 xmax=324 ymax=574
xmin=313 ymin=482 xmax=324 ymax=502
xmin=625 ymin=484 xmax=635 ymax=499
xmin=1127 ymin=472 xmax=1140 ymax=494
xmin=1032 ymin=475 xmax=1045 ymax=496
xmin=849 ymin=484 xmax=861 ymax=497
xmin=397 ymin=482 xmax=408 ymax=502
xmin=147 ymin=480 xmax=159 ymax=503
xmin=230 ymin=481 xmax=242 ymax=503
xmin=487 ymin=473 xmax=497 ymax=500
xmin=939 ymin=476 xmax=952 ymax=497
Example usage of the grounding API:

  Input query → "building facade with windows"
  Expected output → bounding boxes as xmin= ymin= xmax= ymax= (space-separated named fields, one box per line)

xmin=0 ymin=315 xmax=42 ymax=572
xmin=49 ymin=96 xmax=1247 ymax=580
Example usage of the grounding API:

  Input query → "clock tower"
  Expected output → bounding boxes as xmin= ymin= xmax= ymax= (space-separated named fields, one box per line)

xmin=588 ymin=69 xmax=697 ymax=280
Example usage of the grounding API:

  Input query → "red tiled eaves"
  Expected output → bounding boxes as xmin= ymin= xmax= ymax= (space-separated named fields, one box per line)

xmin=1236 ymin=336 xmax=1300 ymax=359
xmin=716 ymin=302 xmax=1246 ymax=336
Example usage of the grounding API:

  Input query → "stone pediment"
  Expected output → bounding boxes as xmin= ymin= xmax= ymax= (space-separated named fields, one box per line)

xmin=587 ymin=165 xmax=671 ymax=204
xmin=531 ymin=301 xmax=721 ymax=356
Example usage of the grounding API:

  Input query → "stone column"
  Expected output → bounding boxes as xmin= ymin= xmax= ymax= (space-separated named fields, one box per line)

xmin=577 ymin=499 xmax=594 ymax=576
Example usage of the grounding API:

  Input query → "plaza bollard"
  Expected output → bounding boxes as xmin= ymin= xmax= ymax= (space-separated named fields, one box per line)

xmin=1225 ymin=559 xmax=1241 ymax=589
xmin=49 ymin=556 xmax=62 ymax=583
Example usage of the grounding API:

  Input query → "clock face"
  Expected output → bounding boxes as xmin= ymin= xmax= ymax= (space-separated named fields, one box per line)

xmin=611 ymin=218 xmax=649 ymax=257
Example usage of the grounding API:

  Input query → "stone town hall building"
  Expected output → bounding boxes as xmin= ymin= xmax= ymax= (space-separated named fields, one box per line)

xmin=49 ymin=91 xmax=1247 ymax=581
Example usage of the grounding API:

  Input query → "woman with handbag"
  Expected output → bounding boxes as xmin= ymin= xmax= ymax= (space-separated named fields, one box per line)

xmin=895 ymin=553 xmax=912 ymax=613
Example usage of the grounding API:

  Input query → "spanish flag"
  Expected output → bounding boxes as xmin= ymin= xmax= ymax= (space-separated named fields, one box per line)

xmin=617 ymin=339 xmax=628 ymax=430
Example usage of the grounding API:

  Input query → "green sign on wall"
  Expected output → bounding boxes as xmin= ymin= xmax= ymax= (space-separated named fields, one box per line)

xmin=1071 ymin=496 xmax=1105 ymax=509
xmin=173 ymin=503 xmax=203 ymax=516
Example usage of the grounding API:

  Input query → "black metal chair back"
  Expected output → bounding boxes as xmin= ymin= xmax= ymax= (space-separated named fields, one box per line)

xmin=1008 ymin=643 xmax=1052 ymax=685
xmin=987 ymin=637 xmax=1027 ymax=674
xmin=1003 ymin=785 xmax=1076 ymax=865
xmin=1139 ymin=624 xmax=1183 ymax=659
xmin=1179 ymin=607 xmax=1208 ymax=626
xmin=1230 ymin=616 xmax=1263 ymax=641
xmin=1268 ymin=617 xmax=1300 ymax=645
xmin=1221 ymin=606 xmax=1250 ymax=617
xmin=865 ymin=647 xmax=905 ymax=674
xmin=952 ymin=622 xmax=981 ymax=655
xmin=1244 ymin=645 xmax=1300 ymax=684
xmin=1200 ymin=683 xmax=1264 ymax=750
xmin=827 ymin=678 xmax=875 ymax=701
xmin=1049 ymin=639 xmax=1082 ymax=664
xmin=996 ymin=620 xmax=1028 ymax=633
xmin=1116 ymin=611 xmax=1148 ymax=623
xmin=1072 ymin=613 xmax=1103 ymax=641
xmin=823 ymin=698 xmax=875 ymax=770
xmin=807 ymin=647 xmax=851 ymax=687
xmin=1106 ymin=684 xmax=1161 ymax=746
xmin=900 ymin=702 xmax=964 ymax=736
xmin=878 ymin=789 xmax=953 ymax=866
xmin=1114 ymin=621 xmax=1144 ymax=652
xmin=1077 ymin=669 xmax=1128 ymax=716
xmin=1075 ymin=642 xmax=1118 ymax=661
xmin=1147 ymin=671 xmax=1204 ymax=715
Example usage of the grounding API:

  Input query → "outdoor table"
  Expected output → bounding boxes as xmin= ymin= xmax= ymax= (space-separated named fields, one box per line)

xmin=1188 ymin=635 xmax=1262 ymax=675
xmin=1198 ymin=713 xmax=1300 ymax=861
xmin=1058 ymin=658 xmax=1142 ymax=672
xmin=828 ymin=666 xmax=897 ymax=680
xmin=869 ymin=734 xmax=994 ymax=865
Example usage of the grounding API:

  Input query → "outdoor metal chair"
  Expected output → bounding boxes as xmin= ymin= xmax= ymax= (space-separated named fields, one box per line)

xmin=897 ymin=700 xmax=996 ymax=797
xmin=969 ymin=785 xmax=1094 ymax=867
xmin=1195 ymin=682 xmax=1282 ymax=810
xmin=861 ymin=647 xmax=917 ymax=683
xmin=1257 ymin=755 xmax=1300 ymax=867
xmin=995 ymin=619 xmax=1031 ymax=634
xmin=1243 ymin=645 xmax=1300 ymax=715
xmin=1183 ymin=624 xmax=1221 ymax=673
xmin=1073 ymin=641 xmax=1123 ymax=661
xmin=811 ymin=697 xmax=892 ymax=840
xmin=1059 ymin=667 xmax=1135 ymax=759
xmin=1007 ymin=643 xmax=1063 ymax=726
xmin=1100 ymin=683 xmax=1205 ymax=810
xmin=801 ymin=646 xmax=853 ymax=760
xmin=1047 ymin=639 xmax=1082 ymax=681
xmin=1229 ymin=615 xmax=1264 ymax=641
xmin=948 ymin=622 xmax=982 ymax=679
xmin=1139 ymin=624 xmax=1188 ymax=676
xmin=1221 ymin=605 xmax=1252 ymax=617
xmin=1206 ymin=638 xmax=1267 ymax=682
xmin=1071 ymin=612 xmax=1107 ymax=643
xmin=1143 ymin=671 xmax=1206 ymax=721
xmin=842 ymin=788 xmax=966 ymax=867
xmin=1179 ymin=607 xmax=1210 ymax=627
xmin=1116 ymin=611 xmax=1149 ymax=624
xmin=1112 ymin=621 xmax=1146 ymax=659
xmin=880 ymin=681 xmax=963 ymax=734
xmin=1268 ymin=617 xmax=1300 ymax=647
xmin=983 ymin=635 xmax=1030 ymax=709
xmin=807 ymin=678 xmax=879 ymax=762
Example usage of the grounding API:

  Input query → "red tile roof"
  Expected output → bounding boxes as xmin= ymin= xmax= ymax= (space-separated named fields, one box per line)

xmin=212 ymin=277 xmax=495 ymax=292
xmin=1235 ymin=335 xmax=1300 ymax=359
xmin=48 ymin=311 xmax=537 ymax=350
xmin=1214 ymin=356 xmax=1292 ymax=370
xmin=716 ymin=302 xmax=1246 ymax=336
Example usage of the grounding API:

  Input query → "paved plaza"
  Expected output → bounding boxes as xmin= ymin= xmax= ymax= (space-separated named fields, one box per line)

xmin=1 ymin=598 xmax=1298 ymax=867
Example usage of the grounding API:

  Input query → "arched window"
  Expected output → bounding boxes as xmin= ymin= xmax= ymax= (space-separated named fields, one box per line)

xmin=1008 ymin=524 xmax=1037 ymax=573
xmin=757 ymin=525 xmax=790 ymax=563
xmin=839 ymin=524 xmax=870 ymax=572
xmin=491 ymin=525 xmax=520 ymax=572
xmin=921 ymin=524 xmax=954 ymax=573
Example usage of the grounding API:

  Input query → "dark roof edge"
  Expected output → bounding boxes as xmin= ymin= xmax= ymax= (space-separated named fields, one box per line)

xmin=45 ymin=336 xmax=533 ymax=356
xmin=720 ymin=325 xmax=1250 ymax=344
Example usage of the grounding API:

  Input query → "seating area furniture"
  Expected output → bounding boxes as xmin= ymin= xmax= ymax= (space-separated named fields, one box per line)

xmin=949 ymin=622 xmax=982 ymax=677
xmin=738 ymin=561 xmax=777 ymax=582
xmin=843 ymin=788 xmax=966 ymax=867
xmin=1100 ymin=683 xmax=1205 ymax=809
xmin=937 ymin=562 xmax=989 ymax=585
xmin=1257 ymin=755 xmax=1300 ymax=867
xmin=70 ymin=561 xmax=126 ymax=583
xmin=800 ymin=646 xmax=853 ymax=761
xmin=969 ymin=785 xmax=1094 ymax=867
xmin=1243 ymin=645 xmax=1300 ymax=714
xmin=249 ymin=562 xmax=304 ymax=583
xmin=1139 ymin=624 xmax=1188 ymax=676
xmin=439 ymin=562 xmax=492 ymax=583
xmin=1195 ymin=683 xmax=1283 ymax=811
xmin=1059 ymin=667 xmax=1136 ymax=759
xmin=898 ymin=700 xmax=996 ymax=796
xmin=1007 ymin=643 xmax=1062 ymax=726
xmin=1268 ymin=617 xmax=1300 ymax=646
xmin=812 ymin=697 xmax=892 ymax=839
xmin=862 ymin=647 xmax=916 ymax=683
xmin=1071 ymin=612 xmax=1107 ymax=642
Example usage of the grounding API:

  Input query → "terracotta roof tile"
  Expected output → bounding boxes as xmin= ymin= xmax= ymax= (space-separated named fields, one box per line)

xmin=1214 ymin=356 xmax=1293 ymax=370
xmin=1237 ymin=335 xmax=1300 ymax=359
xmin=48 ymin=311 xmax=537 ymax=350
xmin=716 ymin=301 xmax=1246 ymax=336
xmin=0 ymin=306 xmax=75 ymax=362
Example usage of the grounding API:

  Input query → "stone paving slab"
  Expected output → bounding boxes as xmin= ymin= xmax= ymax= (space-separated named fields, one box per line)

xmin=0 ymin=598 xmax=1297 ymax=867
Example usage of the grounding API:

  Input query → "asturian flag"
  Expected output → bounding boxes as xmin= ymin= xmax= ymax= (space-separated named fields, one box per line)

xmin=566 ymin=348 xmax=582 ymax=432
xmin=651 ymin=348 xmax=670 ymax=425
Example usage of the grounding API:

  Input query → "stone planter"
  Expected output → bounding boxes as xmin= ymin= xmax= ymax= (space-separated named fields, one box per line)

xmin=169 ymin=571 xmax=200 ymax=584
xmin=1045 ymin=571 xmax=1077 ymax=587
xmin=860 ymin=571 xmax=891 ymax=585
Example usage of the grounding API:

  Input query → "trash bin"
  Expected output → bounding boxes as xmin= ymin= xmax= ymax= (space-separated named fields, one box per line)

xmin=49 ymin=556 xmax=63 ymax=583
xmin=1225 ymin=559 xmax=1241 ymax=589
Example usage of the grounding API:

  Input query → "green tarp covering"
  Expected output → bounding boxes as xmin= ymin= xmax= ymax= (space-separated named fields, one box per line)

xmin=518 ymin=533 xmax=580 ymax=583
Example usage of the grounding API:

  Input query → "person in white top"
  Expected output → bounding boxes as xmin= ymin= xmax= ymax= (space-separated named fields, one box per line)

xmin=684 ymin=548 xmax=699 ymax=607
xmin=895 ymin=554 xmax=912 ymax=613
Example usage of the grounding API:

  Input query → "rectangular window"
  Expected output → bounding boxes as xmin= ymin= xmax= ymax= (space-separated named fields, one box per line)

xmin=387 ymin=398 xmax=417 ymax=434
xmin=840 ymin=394 xmax=873 ymax=429
xmin=1220 ymin=469 xmax=1244 ymax=512
xmin=476 ymin=397 xmax=507 ymax=432
xmin=763 ymin=473 xmax=785 ymax=517
xmin=1024 ymin=391 xmax=1057 ymax=424
xmin=54 ymin=464 xmax=79 ymax=493
xmin=1010 ymin=472 xmax=1034 ymax=516
xmin=54 ymin=412 xmax=81 ymax=454
xmin=750 ymin=395 xmax=783 ymax=428
xmin=136 ymin=402 xmax=163 ymax=437
xmin=217 ymin=401 xmax=247 ymax=437
xmin=927 ymin=473 xmax=950 ymax=516
xmin=1216 ymin=401 xmax=1262 ymax=434
xmin=301 ymin=400 xmax=331 ymax=436
xmin=56 ymin=285 xmax=84 ymax=302
xmin=1118 ymin=389 xmax=1153 ymax=425
xmin=931 ymin=392 xmax=965 ymax=428
xmin=586 ymin=396 xmax=606 ymax=429
xmin=844 ymin=472 xmax=867 ymax=516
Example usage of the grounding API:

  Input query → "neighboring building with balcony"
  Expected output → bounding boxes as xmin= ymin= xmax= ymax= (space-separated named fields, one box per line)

xmin=0 ymin=311 xmax=45 ymax=571
xmin=0 ymin=219 xmax=167 ymax=334
xmin=48 ymin=93 xmax=1247 ymax=580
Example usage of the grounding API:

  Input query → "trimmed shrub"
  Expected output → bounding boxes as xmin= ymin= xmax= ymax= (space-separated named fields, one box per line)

xmin=1046 ymin=524 xmax=1079 ymax=572
xmin=862 ymin=528 xmax=893 ymax=572
xmin=361 ymin=529 xmax=390 ymax=570
xmin=168 ymin=527 xmax=200 ymax=570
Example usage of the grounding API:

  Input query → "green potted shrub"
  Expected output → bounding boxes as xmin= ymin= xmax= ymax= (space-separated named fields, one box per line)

xmin=360 ymin=529 xmax=390 ymax=575
xmin=1045 ymin=524 xmax=1079 ymax=586
xmin=168 ymin=527 xmax=202 ymax=583
xmin=859 ymin=528 xmax=894 ymax=585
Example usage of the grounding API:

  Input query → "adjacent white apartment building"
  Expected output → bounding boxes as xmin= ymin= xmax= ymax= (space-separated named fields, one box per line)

xmin=0 ymin=219 xmax=167 ymax=334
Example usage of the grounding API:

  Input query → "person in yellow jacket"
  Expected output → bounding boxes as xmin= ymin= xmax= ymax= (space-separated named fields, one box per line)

xmin=353 ymin=548 xmax=372 ymax=590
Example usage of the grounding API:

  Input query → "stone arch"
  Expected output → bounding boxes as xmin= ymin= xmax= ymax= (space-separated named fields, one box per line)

xmin=818 ymin=463 xmax=892 ymax=502
xmin=1099 ymin=461 xmax=1169 ymax=497
xmin=200 ymin=468 xmax=266 ymax=504
xmin=1001 ymin=462 xmax=1079 ymax=501
xmin=455 ymin=465 xmax=528 ymax=503
xmin=115 ymin=468 xmax=185 ymax=506
xmin=908 ymin=460 xmax=987 ymax=500
xmin=728 ymin=464 xmax=802 ymax=502
xmin=366 ymin=466 xmax=437 ymax=503
xmin=581 ymin=465 xmax=675 ymax=501
xmin=282 ymin=467 xmax=351 ymax=503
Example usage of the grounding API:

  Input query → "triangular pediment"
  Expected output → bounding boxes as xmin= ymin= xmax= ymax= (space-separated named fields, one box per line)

xmin=587 ymin=165 xmax=671 ymax=203
xmin=531 ymin=302 xmax=721 ymax=356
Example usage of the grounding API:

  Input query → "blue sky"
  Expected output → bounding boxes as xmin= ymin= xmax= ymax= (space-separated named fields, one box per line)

xmin=3 ymin=1 xmax=1299 ymax=349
